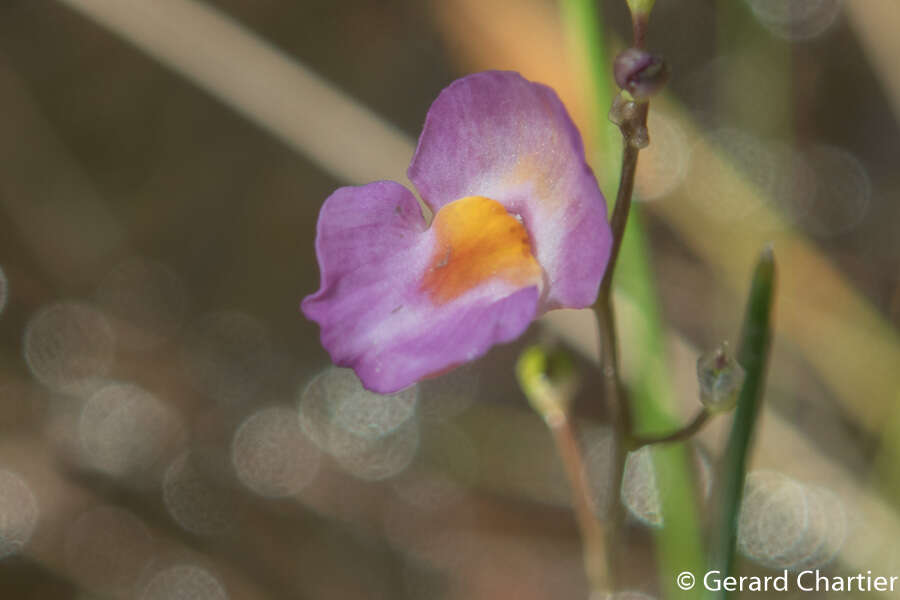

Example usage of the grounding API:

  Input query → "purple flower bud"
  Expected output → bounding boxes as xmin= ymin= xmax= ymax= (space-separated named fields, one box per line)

xmin=613 ymin=48 xmax=670 ymax=101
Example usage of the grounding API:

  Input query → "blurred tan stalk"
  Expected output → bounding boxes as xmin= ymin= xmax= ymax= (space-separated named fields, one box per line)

xmin=57 ymin=0 xmax=414 ymax=187
xmin=845 ymin=2 xmax=900 ymax=125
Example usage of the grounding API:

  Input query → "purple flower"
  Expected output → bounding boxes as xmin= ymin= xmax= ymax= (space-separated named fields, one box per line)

xmin=302 ymin=71 xmax=611 ymax=393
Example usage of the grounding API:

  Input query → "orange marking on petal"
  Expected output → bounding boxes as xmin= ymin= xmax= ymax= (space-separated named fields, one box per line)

xmin=421 ymin=196 xmax=542 ymax=304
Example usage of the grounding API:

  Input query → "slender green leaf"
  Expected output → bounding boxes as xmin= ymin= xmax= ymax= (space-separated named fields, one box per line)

xmin=707 ymin=248 xmax=776 ymax=600
xmin=618 ymin=209 xmax=707 ymax=600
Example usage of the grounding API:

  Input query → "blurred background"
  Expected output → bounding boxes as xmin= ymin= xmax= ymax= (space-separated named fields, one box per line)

xmin=1 ymin=0 xmax=899 ymax=598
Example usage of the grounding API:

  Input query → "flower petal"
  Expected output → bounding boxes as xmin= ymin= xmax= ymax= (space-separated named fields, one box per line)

xmin=408 ymin=71 xmax=611 ymax=311
xmin=302 ymin=182 xmax=541 ymax=393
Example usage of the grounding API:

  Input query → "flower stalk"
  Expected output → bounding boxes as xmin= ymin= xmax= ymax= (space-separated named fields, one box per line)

xmin=629 ymin=409 xmax=711 ymax=450
xmin=549 ymin=417 xmax=611 ymax=595
xmin=625 ymin=0 xmax=655 ymax=48
xmin=589 ymin=0 xmax=670 ymax=590
xmin=629 ymin=343 xmax=744 ymax=449
xmin=516 ymin=347 xmax=610 ymax=594
xmin=591 ymin=91 xmax=648 ymax=587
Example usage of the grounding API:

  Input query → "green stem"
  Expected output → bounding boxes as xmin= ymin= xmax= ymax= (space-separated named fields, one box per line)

xmin=561 ymin=0 xmax=616 ymax=172
xmin=707 ymin=248 xmax=777 ymax=600
xmin=618 ymin=210 xmax=707 ymax=600
xmin=562 ymin=1 xmax=627 ymax=592
xmin=561 ymin=0 xmax=620 ymax=193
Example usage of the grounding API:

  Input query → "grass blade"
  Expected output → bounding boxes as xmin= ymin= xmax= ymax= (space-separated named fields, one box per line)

xmin=707 ymin=248 xmax=777 ymax=599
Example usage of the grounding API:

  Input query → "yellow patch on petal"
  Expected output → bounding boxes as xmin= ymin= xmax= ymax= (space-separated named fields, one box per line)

xmin=421 ymin=196 xmax=542 ymax=304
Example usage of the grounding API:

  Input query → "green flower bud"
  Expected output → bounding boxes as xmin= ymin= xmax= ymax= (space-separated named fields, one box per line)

xmin=516 ymin=345 xmax=577 ymax=424
xmin=697 ymin=343 xmax=745 ymax=413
